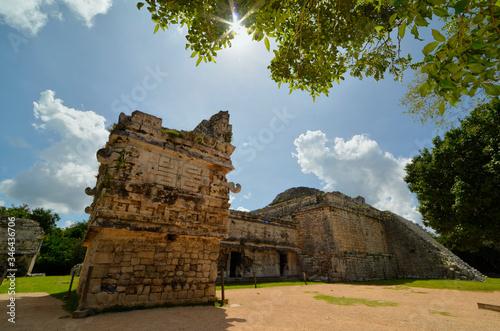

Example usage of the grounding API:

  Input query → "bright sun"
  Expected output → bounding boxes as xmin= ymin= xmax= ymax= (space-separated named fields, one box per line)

xmin=229 ymin=12 xmax=244 ymax=34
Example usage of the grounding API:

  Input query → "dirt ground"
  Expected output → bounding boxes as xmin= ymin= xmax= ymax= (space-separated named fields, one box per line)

xmin=1 ymin=283 xmax=499 ymax=330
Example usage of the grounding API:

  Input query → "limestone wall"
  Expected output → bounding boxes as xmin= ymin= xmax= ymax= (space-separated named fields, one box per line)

xmin=255 ymin=191 xmax=483 ymax=282
xmin=218 ymin=245 xmax=298 ymax=280
xmin=227 ymin=210 xmax=298 ymax=247
xmin=80 ymin=229 xmax=219 ymax=308
xmin=77 ymin=110 xmax=237 ymax=310
xmin=216 ymin=211 xmax=299 ymax=281
xmin=0 ymin=216 xmax=44 ymax=277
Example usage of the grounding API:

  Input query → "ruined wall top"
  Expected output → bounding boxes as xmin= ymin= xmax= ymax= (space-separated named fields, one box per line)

xmin=84 ymin=110 xmax=238 ymax=241
xmin=253 ymin=189 xmax=380 ymax=219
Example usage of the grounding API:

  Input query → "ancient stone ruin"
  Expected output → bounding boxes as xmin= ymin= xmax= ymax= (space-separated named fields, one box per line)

xmin=77 ymin=110 xmax=239 ymax=309
xmin=0 ymin=215 xmax=44 ymax=277
xmin=78 ymin=110 xmax=483 ymax=312
xmin=223 ymin=188 xmax=483 ymax=282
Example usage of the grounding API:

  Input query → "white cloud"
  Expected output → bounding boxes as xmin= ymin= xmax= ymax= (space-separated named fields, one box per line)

xmin=0 ymin=90 xmax=108 ymax=213
xmin=229 ymin=195 xmax=235 ymax=204
xmin=293 ymin=130 xmax=421 ymax=223
xmin=236 ymin=206 xmax=250 ymax=212
xmin=0 ymin=0 xmax=54 ymax=36
xmin=62 ymin=0 xmax=112 ymax=27
xmin=64 ymin=220 xmax=75 ymax=228
xmin=0 ymin=0 xmax=112 ymax=35
xmin=243 ymin=192 xmax=252 ymax=199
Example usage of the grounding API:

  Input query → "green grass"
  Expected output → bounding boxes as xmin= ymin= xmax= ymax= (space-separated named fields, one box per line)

xmin=313 ymin=294 xmax=398 ymax=307
xmin=216 ymin=281 xmax=323 ymax=291
xmin=429 ymin=309 xmax=455 ymax=317
xmin=0 ymin=275 xmax=80 ymax=313
xmin=347 ymin=278 xmax=500 ymax=292
xmin=0 ymin=275 xmax=78 ymax=294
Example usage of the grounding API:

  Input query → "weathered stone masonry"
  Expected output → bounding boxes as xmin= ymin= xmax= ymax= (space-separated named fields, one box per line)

xmin=77 ymin=110 xmax=483 ymax=311
xmin=224 ymin=189 xmax=484 ymax=283
xmin=0 ymin=216 xmax=43 ymax=277
xmin=77 ymin=110 xmax=238 ymax=309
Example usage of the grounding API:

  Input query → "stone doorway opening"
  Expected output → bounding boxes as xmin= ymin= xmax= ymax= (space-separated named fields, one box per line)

xmin=280 ymin=253 xmax=288 ymax=276
xmin=229 ymin=252 xmax=241 ymax=277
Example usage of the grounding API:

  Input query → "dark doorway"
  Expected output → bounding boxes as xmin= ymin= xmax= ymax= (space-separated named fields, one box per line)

xmin=230 ymin=252 xmax=241 ymax=277
xmin=279 ymin=253 xmax=287 ymax=276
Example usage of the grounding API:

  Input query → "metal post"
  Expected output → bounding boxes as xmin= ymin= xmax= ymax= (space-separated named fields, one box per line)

xmin=254 ymin=272 xmax=257 ymax=288
xmin=64 ymin=270 xmax=76 ymax=300
xmin=79 ymin=266 xmax=93 ymax=310
xmin=221 ymin=270 xmax=226 ymax=306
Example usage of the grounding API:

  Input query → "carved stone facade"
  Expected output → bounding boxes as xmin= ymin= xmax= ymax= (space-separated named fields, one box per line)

xmin=78 ymin=110 xmax=483 ymax=311
xmin=77 ymin=110 xmax=237 ymax=310
xmin=222 ymin=189 xmax=484 ymax=282
xmin=0 ymin=216 xmax=44 ymax=277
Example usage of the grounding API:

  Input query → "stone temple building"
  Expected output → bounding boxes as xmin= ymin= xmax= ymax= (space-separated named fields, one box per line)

xmin=77 ymin=110 xmax=482 ymax=311
xmin=222 ymin=187 xmax=482 ymax=283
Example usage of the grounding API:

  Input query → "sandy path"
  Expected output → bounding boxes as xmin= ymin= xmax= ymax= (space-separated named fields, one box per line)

xmin=1 ymin=284 xmax=499 ymax=330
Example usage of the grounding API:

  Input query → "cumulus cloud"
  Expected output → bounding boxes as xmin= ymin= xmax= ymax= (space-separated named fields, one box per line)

xmin=236 ymin=206 xmax=250 ymax=212
xmin=64 ymin=220 xmax=75 ymax=228
xmin=0 ymin=90 xmax=108 ymax=213
xmin=293 ymin=130 xmax=421 ymax=223
xmin=62 ymin=0 xmax=112 ymax=27
xmin=0 ymin=0 xmax=54 ymax=35
xmin=0 ymin=0 xmax=112 ymax=35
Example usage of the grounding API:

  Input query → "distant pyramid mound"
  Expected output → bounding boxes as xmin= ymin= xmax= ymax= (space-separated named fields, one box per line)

xmin=270 ymin=187 xmax=324 ymax=206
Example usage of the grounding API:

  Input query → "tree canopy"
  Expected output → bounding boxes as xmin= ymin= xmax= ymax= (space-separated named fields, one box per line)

xmin=0 ymin=204 xmax=60 ymax=233
xmin=138 ymin=0 xmax=500 ymax=107
xmin=404 ymin=98 xmax=500 ymax=251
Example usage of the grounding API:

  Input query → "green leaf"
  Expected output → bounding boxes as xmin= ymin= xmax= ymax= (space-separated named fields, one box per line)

xmin=482 ymin=83 xmax=500 ymax=96
xmin=453 ymin=0 xmax=469 ymax=14
xmin=422 ymin=42 xmax=439 ymax=55
xmin=265 ymin=37 xmax=270 ymax=52
xmin=389 ymin=13 xmax=398 ymax=25
xmin=432 ymin=29 xmax=446 ymax=42
xmin=374 ymin=26 xmax=384 ymax=32
xmin=411 ymin=25 xmax=420 ymax=40
xmin=190 ymin=51 xmax=198 ymax=58
xmin=398 ymin=21 xmax=407 ymax=39
xmin=137 ymin=2 xmax=144 ymax=10
xmin=419 ymin=82 xmax=430 ymax=97
xmin=439 ymin=79 xmax=454 ymax=89
xmin=473 ymin=14 xmax=485 ymax=24
xmin=433 ymin=7 xmax=449 ymax=17
xmin=196 ymin=57 xmax=202 ymax=67
xmin=415 ymin=16 xmax=429 ymax=27
xmin=153 ymin=23 xmax=159 ymax=34
xmin=438 ymin=100 xmax=445 ymax=115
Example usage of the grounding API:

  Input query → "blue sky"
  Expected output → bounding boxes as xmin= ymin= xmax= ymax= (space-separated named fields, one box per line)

xmin=0 ymin=1 xmax=441 ymax=228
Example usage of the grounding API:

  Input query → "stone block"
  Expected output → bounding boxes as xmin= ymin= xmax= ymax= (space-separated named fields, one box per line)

xmin=141 ymin=258 xmax=154 ymax=265
xmin=125 ymin=294 xmax=138 ymax=304
xmin=137 ymin=250 xmax=155 ymax=259
xmin=149 ymin=293 xmax=161 ymax=303
xmin=96 ymin=292 xmax=108 ymax=304
xmin=94 ymin=252 xmax=114 ymax=264
xmin=89 ymin=279 xmax=102 ymax=294
xmin=151 ymin=286 xmax=163 ymax=293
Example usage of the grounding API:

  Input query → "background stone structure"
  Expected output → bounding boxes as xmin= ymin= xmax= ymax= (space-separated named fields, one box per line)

xmin=77 ymin=110 xmax=237 ymax=310
xmin=222 ymin=188 xmax=484 ymax=282
xmin=0 ymin=216 xmax=44 ymax=277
